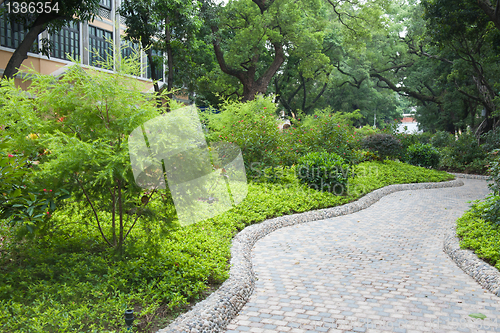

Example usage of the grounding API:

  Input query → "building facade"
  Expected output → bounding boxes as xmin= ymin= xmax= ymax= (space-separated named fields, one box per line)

xmin=0 ymin=0 xmax=166 ymax=92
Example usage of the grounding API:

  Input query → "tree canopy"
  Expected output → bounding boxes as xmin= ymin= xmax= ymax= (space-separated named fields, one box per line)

xmin=3 ymin=0 xmax=500 ymax=133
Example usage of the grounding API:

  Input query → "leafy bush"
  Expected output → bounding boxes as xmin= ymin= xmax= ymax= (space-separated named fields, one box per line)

xmin=361 ymin=133 xmax=403 ymax=160
xmin=296 ymin=152 xmax=353 ymax=194
xmin=0 ymin=136 xmax=69 ymax=234
xmin=290 ymin=109 xmax=362 ymax=164
xmin=438 ymin=132 xmax=487 ymax=173
xmin=431 ymin=130 xmax=455 ymax=148
xmin=0 ymin=61 xmax=186 ymax=250
xmin=405 ymin=143 xmax=440 ymax=168
xmin=480 ymin=128 xmax=500 ymax=153
xmin=202 ymin=95 xmax=281 ymax=175
xmin=482 ymin=149 xmax=500 ymax=226
xmin=203 ymin=101 xmax=363 ymax=173
xmin=488 ymin=149 xmax=500 ymax=195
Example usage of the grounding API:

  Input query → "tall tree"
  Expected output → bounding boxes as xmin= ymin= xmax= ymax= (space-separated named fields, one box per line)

xmin=202 ymin=0 xmax=328 ymax=101
xmin=1 ymin=0 xmax=100 ymax=79
xmin=120 ymin=0 xmax=162 ymax=93
xmin=422 ymin=0 xmax=500 ymax=134
xmin=120 ymin=0 xmax=202 ymax=99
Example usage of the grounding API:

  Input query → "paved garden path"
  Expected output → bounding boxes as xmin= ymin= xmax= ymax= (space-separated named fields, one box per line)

xmin=225 ymin=179 xmax=500 ymax=333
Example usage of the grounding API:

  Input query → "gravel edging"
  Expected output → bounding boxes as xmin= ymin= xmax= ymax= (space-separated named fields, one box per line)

xmin=443 ymin=173 xmax=500 ymax=298
xmin=444 ymin=228 xmax=500 ymax=297
xmin=449 ymin=172 xmax=491 ymax=180
xmin=157 ymin=178 xmax=464 ymax=333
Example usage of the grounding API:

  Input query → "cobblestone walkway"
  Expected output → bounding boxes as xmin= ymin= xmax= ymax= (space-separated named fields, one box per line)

xmin=225 ymin=179 xmax=500 ymax=333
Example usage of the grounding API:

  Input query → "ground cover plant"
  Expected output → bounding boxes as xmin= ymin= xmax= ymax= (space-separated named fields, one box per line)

xmin=455 ymin=148 xmax=500 ymax=272
xmin=456 ymin=199 xmax=500 ymax=271
xmin=0 ymin=159 xmax=453 ymax=332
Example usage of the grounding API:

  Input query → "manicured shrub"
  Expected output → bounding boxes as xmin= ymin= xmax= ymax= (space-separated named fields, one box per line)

xmin=361 ymin=133 xmax=402 ymax=160
xmin=405 ymin=143 xmax=440 ymax=168
xmin=295 ymin=152 xmax=352 ymax=194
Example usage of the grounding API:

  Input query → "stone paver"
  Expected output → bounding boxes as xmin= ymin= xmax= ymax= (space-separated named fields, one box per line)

xmin=225 ymin=179 xmax=500 ymax=332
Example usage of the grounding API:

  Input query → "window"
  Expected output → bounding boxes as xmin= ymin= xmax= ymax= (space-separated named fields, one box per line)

xmin=89 ymin=25 xmax=113 ymax=67
xmin=99 ymin=0 xmax=112 ymax=10
xmin=121 ymin=40 xmax=138 ymax=60
xmin=0 ymin=14 xmax=37 ymax=52
xmin=146 ymin=49 xmax=164 ymax=81
xmin=50 ymin=22 xmax=80 ymax=61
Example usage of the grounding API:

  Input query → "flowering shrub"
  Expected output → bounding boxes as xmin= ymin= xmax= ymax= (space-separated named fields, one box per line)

xmin=296 ymin=152 xmax=353 ymax=195
xmin=0 ymin=138 xmax=69 ymax=234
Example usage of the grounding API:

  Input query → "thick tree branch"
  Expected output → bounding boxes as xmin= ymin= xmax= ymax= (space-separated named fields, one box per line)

xmin=255 ymin=42 xmax=285 ymax=87
xmin=477 ymin=0 xmax=500 ymax=32
xmin=210 ymin=26 xmax=245 ymax=80
xmin=370 ymin=73 xmax=440 ymax=103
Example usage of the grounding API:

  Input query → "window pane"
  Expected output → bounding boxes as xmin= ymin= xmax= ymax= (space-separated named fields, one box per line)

xmin=89 ymin=25 xmax=113 ymax=67
xmin=99 ymin=0 xmax=111 ymax=10
xmin=50 ymin=22 xmax=80 ymax=61
xmin=0 ymin=13 xmax=38 ymax=52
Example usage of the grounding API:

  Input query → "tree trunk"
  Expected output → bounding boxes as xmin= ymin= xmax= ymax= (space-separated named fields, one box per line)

xmin=211 ymin=22 xmax=285 ymax=101
xmin=476 ymin=0 xmax=500 ymax=32
xmin=165 ymin=16 xmax=174 ymax=101
xmin=118 ymin=179 xmax=124 ymax=254
xmin=2 ymin=13 xmax=58 ymax=79
xmin=146 ymin=48 xmax=160 ymax=93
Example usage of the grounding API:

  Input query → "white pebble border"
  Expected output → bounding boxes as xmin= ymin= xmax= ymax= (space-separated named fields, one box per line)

xmin=158 ymin=177 xmax=468 ymax=333
xmin=443 ymin=173 xmax=500 ymax=298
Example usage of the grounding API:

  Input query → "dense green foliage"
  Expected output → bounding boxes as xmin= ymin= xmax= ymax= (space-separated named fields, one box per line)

xmin=0 ymin=58 xmax=185 ymax=252
xmin=296 ymin=152 xmax=352 ymax=194
xmin=361 ymin=133 xmax=403 ymax=160
xmin=0 ymin=158 xmax=453 ymax=331
xmin=437 ymin=132 xmax=488 ymax=174
xmin=405 ymin=143 xmax=440 ymax=169
xmin=4 ymin=0 xmax=500 ymax=329
xmin=202 ymin=96 xmax=362 ymax=174
xmin=457 ymin=198 xmax=500 ymax=270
